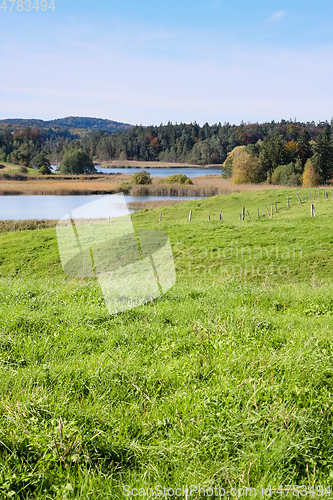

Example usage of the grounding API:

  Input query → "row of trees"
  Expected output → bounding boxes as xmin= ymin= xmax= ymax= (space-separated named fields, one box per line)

xmin=226 ymin=127 xmax=333 ymax=186
xmin=80 ymin=120 xmax=331 ymax=165
xmin=1 ymin=120 xmax=333 ymax=182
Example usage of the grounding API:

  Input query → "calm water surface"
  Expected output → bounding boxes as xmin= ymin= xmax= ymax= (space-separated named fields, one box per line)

xmin=51 ymin=165 xmax=220 ymax=177
xmin=0 ymin=195 xmax=203 ymax=220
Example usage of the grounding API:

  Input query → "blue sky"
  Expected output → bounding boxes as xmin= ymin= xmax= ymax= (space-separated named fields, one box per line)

xmin=0 ymin=0 xmax=332 ymax=125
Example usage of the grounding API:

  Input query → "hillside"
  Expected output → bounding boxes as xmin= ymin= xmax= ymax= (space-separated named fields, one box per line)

xmin=0 ymin=116 xmax=133 ymax=133
xmin=0 ymin=189 xmax=333 ymax=498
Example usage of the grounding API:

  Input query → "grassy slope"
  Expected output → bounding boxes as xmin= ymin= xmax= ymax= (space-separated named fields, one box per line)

xmin=0 ymin=188 xmax=333 ymax=499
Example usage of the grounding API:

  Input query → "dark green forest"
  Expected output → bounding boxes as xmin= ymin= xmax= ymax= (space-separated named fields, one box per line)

xmin=1 ymin=118 xmax=333 ymax=184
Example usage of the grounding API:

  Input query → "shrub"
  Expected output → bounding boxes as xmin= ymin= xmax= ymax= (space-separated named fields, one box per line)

xmin=115 ymin=182 xmax=132 ymax=194
xmin=132 ymin=170 xmax=151 ymax=185
xmin=271 ymin=163 xmax=302 ymax=186
xmin=159 ymin=173 xmax=193 ymax=185
xmin=19 ymin=166 xmax=28 ymax=173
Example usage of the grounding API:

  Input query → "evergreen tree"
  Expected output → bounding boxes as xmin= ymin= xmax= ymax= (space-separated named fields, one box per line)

xmin=313 ymin=127 xmax=333 ymax=182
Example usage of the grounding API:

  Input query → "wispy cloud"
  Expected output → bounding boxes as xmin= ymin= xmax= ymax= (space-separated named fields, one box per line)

xmin=266 ymin=10 xmax=287 ymax=22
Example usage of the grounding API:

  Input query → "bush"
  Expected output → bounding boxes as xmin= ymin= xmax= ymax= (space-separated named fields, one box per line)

xmin=115 ymin=182 xmax=132 ymax=194
xmin=0 ymin=164 xmax=5 ymax=170
xmin=19 ymin=166 xmax=28 ymax=173
xmin=271 ymin=163 xmax=302 ymax=186
xmin=132 ymin=170 xmax=151 ymax=185
xmin=159 ymin=173 xmax=193 ymax=185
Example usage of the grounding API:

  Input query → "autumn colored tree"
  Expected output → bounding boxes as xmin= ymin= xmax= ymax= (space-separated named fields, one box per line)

xmin=302 ymin=159 xmax=322 ymax=187
xmin=222 ymin=146 xmax=245 ymax=178
xmin=232 ymin=149 xmax=263 ymax=184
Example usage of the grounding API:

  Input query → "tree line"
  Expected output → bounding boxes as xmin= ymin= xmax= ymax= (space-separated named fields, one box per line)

xmin=225 ymin=127 xmax=333 ymax=186
xmin=1 ymin=119 xmax=332 ymax=183
xmin=80 ymin=120 xmax=332 ymax=167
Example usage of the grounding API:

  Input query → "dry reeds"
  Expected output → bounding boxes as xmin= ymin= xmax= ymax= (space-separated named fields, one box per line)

xmin=0 ymin=219 xmax=58 ymax=233
xmin=127 ymin=199 xmax=187 ymax=210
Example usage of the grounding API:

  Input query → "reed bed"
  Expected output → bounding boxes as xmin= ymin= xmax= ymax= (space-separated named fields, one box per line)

xmin=0 ymin=173 xmax=301 ymax=196
xmin=0 ymin=219 xmax=58 ymax=233
xmin=0 ymin=177 xmax=124 ymax=195
xmin=127 ymin=199 xmax=187 ymax=210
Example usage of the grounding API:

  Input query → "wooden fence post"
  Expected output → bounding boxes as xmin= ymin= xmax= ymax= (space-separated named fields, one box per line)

xmin=189 ymin=210 xmax=192 ymax=222
xmin=242 ymin=207 xmax=245 ymax=221
xmin=275 ymin=201 xmax=278 ymax=213
xmin=296 ymin=193 xmax=302 ymax=203
xmin=287 ymin=196 xmax=290 ymax=208
xmin=219 ymin=212 xmax=222 ymax=221
xmin=265 ymin=205 xmax=270 ymax=215
xmin=311 ymin=204 xmax=316 ymax=217
xmin=208 ymin=215 xmax=210 ymax=221
xmin=270 ymin=206 xmax=273 ymax=219
xmin=159 ymin=213 xmax=162 ymax=222
xmin=257 ymin=208 xmax=260 ymax=219
xmin=247 ymin=210 xmax=252 ymax=220
xmin=239 ymin=212 xmax=241 ymax=220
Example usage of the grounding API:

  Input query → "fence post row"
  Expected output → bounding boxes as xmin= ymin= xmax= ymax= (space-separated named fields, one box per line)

xmin=178 ymin=188 xmax=331 ymax=222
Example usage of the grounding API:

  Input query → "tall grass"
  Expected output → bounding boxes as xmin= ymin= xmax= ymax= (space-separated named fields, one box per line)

xmin=0 ymin=189 xmax=333 ymax=498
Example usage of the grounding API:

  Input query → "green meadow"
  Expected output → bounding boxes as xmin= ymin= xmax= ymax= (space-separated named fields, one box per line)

xmin=0 ymin=188 xmax=333 ymax=499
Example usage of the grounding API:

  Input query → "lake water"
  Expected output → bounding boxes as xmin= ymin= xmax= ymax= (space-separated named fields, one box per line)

xmin=51 ymin=165 xmax=221 ymax=177
xmin=96 ymin=166 xmax=220 ymax=177
xmin=0 ymin=195 xmax=202 ymax=221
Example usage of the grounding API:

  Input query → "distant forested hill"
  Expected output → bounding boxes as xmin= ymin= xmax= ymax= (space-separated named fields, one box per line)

xmin=1 ymin=117 xmax=332 ymax=185
xmin=0 ymin=116 xmax=133 ymax=133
